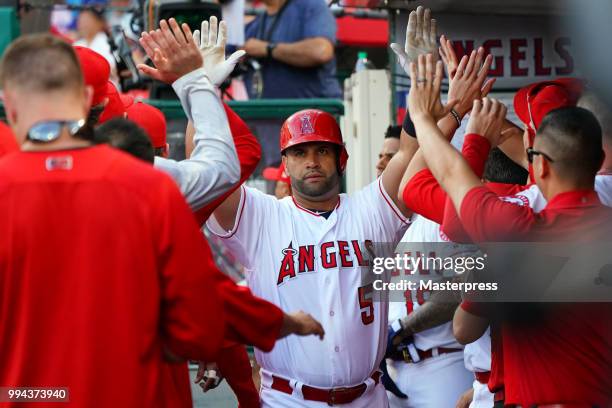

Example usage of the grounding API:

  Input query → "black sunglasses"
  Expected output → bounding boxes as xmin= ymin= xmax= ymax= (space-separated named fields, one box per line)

xmin=526 ymin=147 xmax=555 ymax=164
xmin=27 ymin=119 xmax=85 ymax=143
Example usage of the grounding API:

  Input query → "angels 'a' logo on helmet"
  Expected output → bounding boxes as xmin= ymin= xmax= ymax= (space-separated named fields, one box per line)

xmin=300 ymin=114 xmax=315 ymax=134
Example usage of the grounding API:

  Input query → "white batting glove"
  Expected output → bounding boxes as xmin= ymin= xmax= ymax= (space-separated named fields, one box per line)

xmin=390 ymin=5 xmax=438 ymax=76
xmin=193 ymin=16 xmax=246 ymax=87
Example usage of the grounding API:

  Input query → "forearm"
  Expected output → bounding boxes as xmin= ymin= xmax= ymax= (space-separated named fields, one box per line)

xmin=399 ymin=114 xmax=459 ymax=202
xmin=412 ymin=115 xmax=482 ymax=215
xmin=271 ymin=38 xmax=333 ymax=68
xmin=453 ymin=304 xmax=489 ymax=344
xmin=156 ymin=68 xmax=240 ymax=210
xmin=498 ymin=119 xmax=528 ymax=170
xmin=399 ymin=295 xmax=459 ymax=337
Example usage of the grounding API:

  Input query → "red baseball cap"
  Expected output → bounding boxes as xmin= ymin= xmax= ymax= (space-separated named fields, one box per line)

xmin=126 ymin=101 xmax=167 ymax=149
xmin=514 ymin=78 xmax=584 ymax=131
xmin=98 ymin=82 xmax=126 ymax=124
xmin=263 ymin=162 xmax=290 ymax=184
xmin=73 ymin=46 xmax=111 ymax=107
xmin=0 ymin=121 xmax=18 ymax=157
xmin=119 ymin=94 xmax=135 ymax=110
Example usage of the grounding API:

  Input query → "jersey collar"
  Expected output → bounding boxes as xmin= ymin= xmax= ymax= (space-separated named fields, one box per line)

xmin=291 ymin=196 xmax=341 ymax=217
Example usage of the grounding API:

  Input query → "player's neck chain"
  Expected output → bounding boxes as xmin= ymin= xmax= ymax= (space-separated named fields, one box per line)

xmin=307 ymin=208 xmax=334 ymax=219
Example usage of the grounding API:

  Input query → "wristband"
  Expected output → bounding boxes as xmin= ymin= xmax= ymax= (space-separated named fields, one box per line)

xmin=449 ymin=108 xmax=461 ymax=127
xmin=402 ymin=111 xmax=417 ymax=138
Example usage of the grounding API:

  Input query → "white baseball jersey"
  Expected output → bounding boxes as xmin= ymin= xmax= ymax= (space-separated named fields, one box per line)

xmin=500 ymin=174 xmax=612 ymax=212
xmin=388 ymin=214 xmax=464 ymax=351
xmin=207 ymin=178 xmax=409 ymax=388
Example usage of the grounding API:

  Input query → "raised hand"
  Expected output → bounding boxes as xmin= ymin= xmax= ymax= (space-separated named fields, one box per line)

xmin=466 ymin=97 xmax=508 ymax=147
xmin=439 ymin=35 xmax=459 ymax=78
xmin=448 ymin=47 xmax=496 ymax=117
xmin=280 ymin=311 xmax=325 ymax=340
xmin=137 ymin=18 xmax=203 ymax=84
xmin=408 ymin=54 xmax=458 ymax=123
xmin=193 ymin=16 xmax=246 ymax=87
xmin=391 ymin=6 xmax=438 ymax=76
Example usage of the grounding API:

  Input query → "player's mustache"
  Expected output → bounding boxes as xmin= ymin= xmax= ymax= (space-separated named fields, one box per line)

xmin=303 ymin=170 xmax=325 ymax=179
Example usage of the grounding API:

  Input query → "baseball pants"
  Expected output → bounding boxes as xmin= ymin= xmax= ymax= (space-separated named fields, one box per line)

xmin=470 ymin=379 xmax=494 ymax=408
xmin=387 ymin=351 xmax=474 ymax=408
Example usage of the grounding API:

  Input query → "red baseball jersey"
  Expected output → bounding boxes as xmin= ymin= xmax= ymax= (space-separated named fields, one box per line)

xmin=0 ymin=121 xmax=18 ymax=158
xmin=460 ymin=187 xmax=612 ymax=406
xmin=0 ymin=145 xmax=226 ymax=408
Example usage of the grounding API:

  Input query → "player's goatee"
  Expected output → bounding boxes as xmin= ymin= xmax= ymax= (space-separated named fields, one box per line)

xmin=293 ymin=173 xmax=339 ymax=197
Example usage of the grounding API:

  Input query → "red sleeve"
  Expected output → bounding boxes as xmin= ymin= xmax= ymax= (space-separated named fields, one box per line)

xmin=156 ymin=177 xmax=226 ymax=362
xmin=441 ymin=195 xmax=472 ymax=243
xmin=157 ymin=175 xmax=283 ymax=361
xmin=459 ymin=186 xmax=536 ymax=242
xmin=216 ymin=344 xmax=260 ymax=408
xmin=403 ymin=168 xmax=446 ymax=224
xmin=462 ymin=133 xmax=491 ymax=179
xmin=194 ymin=104 xmax=261 ymax=226
xmin=0 ymin=122 xmax=18 ymax=158
xmin=214 ymin=276 xmax=284 ymax=352
xmin=405 ymin=133 xmax=491 ymax=231
xmin=441 ymin=181 xmax=533 ymax=243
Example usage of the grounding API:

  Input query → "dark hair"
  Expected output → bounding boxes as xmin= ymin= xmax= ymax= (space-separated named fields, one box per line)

xmin=0 ymin=34 xmax=83 ymax=93
xmin=484 ymin=148 xmax=529 ymax=185
xmin=385 ymin=125 xmax=402 ymax=139
xmin=537 ymin=106 xmax=604 ymax=184
xmin=75 ymin=104 xmax=106 ymax=142
xmin=95 ymin=118 xmax=154 ymax=164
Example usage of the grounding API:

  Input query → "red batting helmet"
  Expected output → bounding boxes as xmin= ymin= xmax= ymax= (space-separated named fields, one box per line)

xmin=280 ymin=109 xmax=349 ymax=173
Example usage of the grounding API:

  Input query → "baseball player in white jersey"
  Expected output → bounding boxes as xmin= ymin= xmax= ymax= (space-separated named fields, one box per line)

xmin=386 ymin=215 xmax=474 ymax=408
xmin=208 ymin=107 xmax=421 ymax=407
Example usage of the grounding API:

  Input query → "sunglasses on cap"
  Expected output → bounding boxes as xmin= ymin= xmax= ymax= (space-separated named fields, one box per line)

xmin=27 ymin=119 xmax=86 ymax=142
xmin=526 ymin=147 xmax=555 ymax=164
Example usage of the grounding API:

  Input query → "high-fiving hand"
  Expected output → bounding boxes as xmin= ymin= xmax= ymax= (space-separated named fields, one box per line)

xmin=447 ymin=47 xmax=496 ymax=117
xmin=193 ymin=16 xmax=246 ymax=87
xmin=137 ymin=19 xmax=203 ymax=84
xmin=439 ymin=35 xmax=458 ymax=79
xmin=466 ymin=98 xmax=508 ymax=147
xmin=407 ymin=54 xmax=458 ymax=123
xmin=391 ymin=6 xmax=438 ymax=76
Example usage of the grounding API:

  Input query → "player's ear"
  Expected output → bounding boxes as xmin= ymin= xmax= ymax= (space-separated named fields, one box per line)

xmin=281 ymin=154 xmax=290 ymax=177
xmin=539 ymin=155 xmax=550 ymax=179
